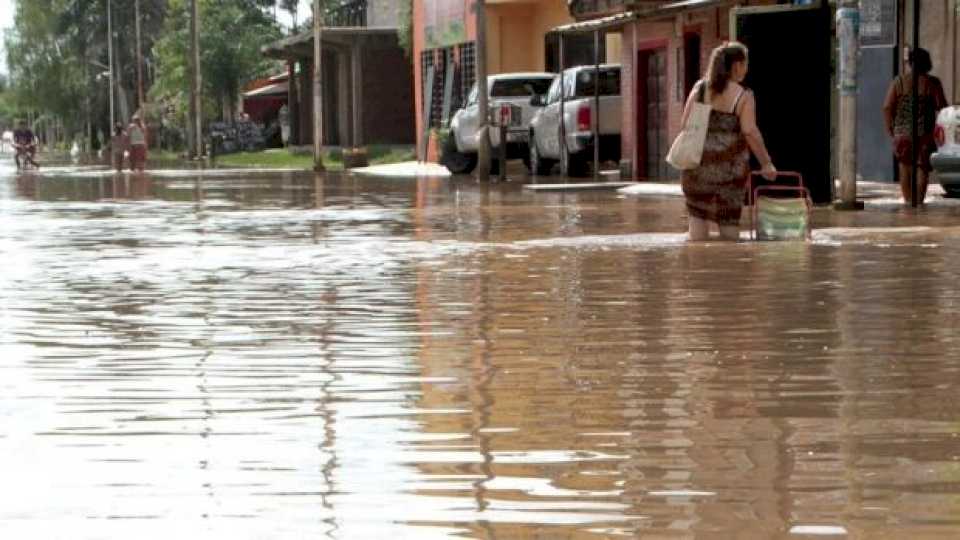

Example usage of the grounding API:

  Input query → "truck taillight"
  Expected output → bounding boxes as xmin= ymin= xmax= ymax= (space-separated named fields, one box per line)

xmin=934 ymin=125 xmax=945 ymax=147
xmin=577 ymin=105 xmax=591 ymax=132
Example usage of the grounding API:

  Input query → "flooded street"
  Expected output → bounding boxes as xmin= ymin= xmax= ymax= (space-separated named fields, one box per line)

xmin=3 ymin=159 xmax=960 ymax=539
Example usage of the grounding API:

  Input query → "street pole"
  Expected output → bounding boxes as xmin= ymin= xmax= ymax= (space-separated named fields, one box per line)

xmin=910 ymin=0 xmax=920 ymax=207
xmin=834 ymin=0 xmax=864 ymax=210
xmin=593 ymin=30 xmax=600 ymax=183
xmin=107 ymin=0 xmax=115 ymax=129
xmin=135 ymin=0 xmax=145 ymax=112
xmin=189 ymin=0 xmax=202 ymax=159
xmin=313 ymin=0 xmax=325 ymax=171
xmin=475 ymin=0 xmax=491 ymax=181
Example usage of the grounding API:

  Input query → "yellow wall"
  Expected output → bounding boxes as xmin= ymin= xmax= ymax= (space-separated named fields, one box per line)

xmin=486 ymin=0 xmax=574 ymax=74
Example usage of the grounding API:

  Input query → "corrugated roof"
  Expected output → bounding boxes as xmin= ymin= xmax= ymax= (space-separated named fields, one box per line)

xmin=553 ymin=0 xmax=729 ymax=33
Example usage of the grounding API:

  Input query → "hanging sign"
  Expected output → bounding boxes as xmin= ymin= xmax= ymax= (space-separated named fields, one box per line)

xmin=859 ymin=0 xmax=896 ymax=48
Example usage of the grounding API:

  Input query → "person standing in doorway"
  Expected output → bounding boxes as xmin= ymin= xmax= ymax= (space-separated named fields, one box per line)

xmin=883 ymin=48 xmax=948 ymax=205
xmin=679 ymin=42 xmax=776 ymax=241
xmin=107 ymin=122 xmax=128 ymax=173
xmin=278 ymin=103 xmax=290 ymax=147
xmin=128 ymin=115 xmax=148 ymax=173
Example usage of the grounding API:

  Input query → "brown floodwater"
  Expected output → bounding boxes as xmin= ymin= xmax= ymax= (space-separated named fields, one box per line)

xmin=2 ymin=160 xmax=960 ymax=539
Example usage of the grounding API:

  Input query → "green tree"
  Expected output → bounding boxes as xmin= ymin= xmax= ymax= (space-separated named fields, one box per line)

xmin=152 ymin=0 xmax=283 ymax=124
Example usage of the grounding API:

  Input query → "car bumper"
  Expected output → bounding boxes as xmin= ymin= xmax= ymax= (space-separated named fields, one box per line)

xmin=932 ymin=152 xmax=960 ymax=188
xmin=568 ymin=134 xmax=622 ymax=160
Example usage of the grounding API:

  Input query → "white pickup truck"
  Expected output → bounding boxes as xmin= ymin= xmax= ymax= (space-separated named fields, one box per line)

xmin=444 ymin=72 xmax=556 ymax=174
xmin=528 ymin=64 xmax=622 ymax=177
xmin=932 ymin=105 xmax=960 ymax=197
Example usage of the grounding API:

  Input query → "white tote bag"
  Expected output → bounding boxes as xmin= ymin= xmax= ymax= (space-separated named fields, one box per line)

xmin=666 ymin=84 xmax=711 ymax=170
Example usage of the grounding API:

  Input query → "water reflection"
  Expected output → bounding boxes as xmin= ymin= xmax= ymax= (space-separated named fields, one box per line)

xmin=1 ymin=160 xmax=960 ymax=538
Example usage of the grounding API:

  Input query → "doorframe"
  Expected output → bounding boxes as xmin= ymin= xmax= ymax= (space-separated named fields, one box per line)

xmin=635 ymin=38 xmax=669 ymax=181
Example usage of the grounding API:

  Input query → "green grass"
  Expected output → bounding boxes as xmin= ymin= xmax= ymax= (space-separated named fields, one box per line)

xmin=214 ymin=145 xmax=415 ymax=170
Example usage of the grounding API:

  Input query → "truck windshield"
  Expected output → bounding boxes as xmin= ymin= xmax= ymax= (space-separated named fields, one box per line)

xmin=491 ymin=78 xmax=553 ymax=98
xmin=573 ymin=69 xmax=620 ymax=97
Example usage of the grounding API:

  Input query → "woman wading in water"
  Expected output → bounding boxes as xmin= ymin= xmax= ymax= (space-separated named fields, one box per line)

xmin=679 ymin=42 xmax=777 ymax=241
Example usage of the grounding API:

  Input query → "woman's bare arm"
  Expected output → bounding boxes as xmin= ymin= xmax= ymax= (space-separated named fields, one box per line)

xmin=738 ymin=92 xmax=772 ymax=166
xmin=882 ymin=80 xmax=897 ymax=136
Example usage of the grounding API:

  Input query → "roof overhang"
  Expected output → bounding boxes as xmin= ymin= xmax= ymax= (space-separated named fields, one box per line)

xmin=262 ymin=26 xmax=401 ymax=60
xmin=555 ymin=0 xmax=729 ymax=33
xmin=244 ymin=81 xmax=289 ymax=98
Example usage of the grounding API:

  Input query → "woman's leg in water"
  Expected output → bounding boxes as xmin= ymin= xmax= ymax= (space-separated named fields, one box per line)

xmin=688 ymin=215 xmax=709 ymax=241
xmin=917 ymin=169 xmax=929 ymax=204
xmin=898 ymin=163 xmax=913 ymax=203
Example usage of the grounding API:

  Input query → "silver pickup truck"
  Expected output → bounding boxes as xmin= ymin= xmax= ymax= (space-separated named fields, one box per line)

xmin=445 ymin=72 xmax=555 ymax=174
xmin=528 ymin=64 xmax=622 ymax=177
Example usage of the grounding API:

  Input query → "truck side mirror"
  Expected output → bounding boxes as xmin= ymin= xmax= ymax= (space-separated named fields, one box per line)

xmin=530 ymin=95 xmax=545 ymax=107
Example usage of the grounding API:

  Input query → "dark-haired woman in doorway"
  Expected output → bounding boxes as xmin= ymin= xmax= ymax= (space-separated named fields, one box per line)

xmin=679 ymin=41 xmax=777 ymax=241
xmin=883 ymin=47 xmax=948 ymax=205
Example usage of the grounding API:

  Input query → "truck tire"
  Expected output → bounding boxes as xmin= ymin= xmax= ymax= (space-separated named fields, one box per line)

xmin=562 ymin=146 xmax=588 ymax=178
xmin=529 ymin=137 xmax=554 ymax=176
xmin=442 ymin=134 xmax=477 ymax=174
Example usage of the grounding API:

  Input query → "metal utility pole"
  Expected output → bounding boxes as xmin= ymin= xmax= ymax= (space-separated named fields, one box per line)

xmin=313 ymin=0 xmax=325 ymax=171
xmin=135 ymin=0 xmax=145 ymax=112
xmin=189 ymin=0 xmax=203 ymax=158
xmin=910 ymin=0 xmax=920 ymax=207
xmin=475 ymin=0 xmax=491 ymax=181
xmin=107 ymin=0 xmax=115 ymax=129
xmin=834 ymin=0 xmax=864 ymax=210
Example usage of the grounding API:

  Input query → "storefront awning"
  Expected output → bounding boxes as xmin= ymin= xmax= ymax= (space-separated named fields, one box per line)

xmin=244 ymin=81 xmax=289 ymax=99
xmin=553 ymin=0 xmax=729 ymax=33
xmin=261 ymin=27 xmax=400 ymax=59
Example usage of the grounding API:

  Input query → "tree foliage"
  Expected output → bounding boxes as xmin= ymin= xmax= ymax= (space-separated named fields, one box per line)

xmin=151 ymin=0 xmax=283 ymax=125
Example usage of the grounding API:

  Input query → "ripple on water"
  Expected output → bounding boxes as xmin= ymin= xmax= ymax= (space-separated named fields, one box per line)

xmin=2 ymin=167 xmax=960 ymax=538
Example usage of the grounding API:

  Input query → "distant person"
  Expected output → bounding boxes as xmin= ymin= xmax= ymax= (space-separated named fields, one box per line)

xmin=107 ymin=122 xmax=128 ymax=173
xmin=1 ymin=130 xmax=12 ymax=153
xmin=127 ymin=115 xmax=148 ymax=173
xmin=679 ymin=42 xmax=776 ymax=241
xmin=13 ymin=119 xmax=40 ymax=170
xmin=278 ymin=104 xmax=290 ymax=147
xmin=883 ymin=47 xmax=948 ymax=205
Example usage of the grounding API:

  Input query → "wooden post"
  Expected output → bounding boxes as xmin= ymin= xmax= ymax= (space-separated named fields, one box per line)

xmin=135 ymin=0 xmax=145 ymax=112
xmin=475 ymin=0 xmax=491 ymax=181
xmin=313 ymin=0 xmax=325 ymax=171
xmin=593 ymin=30 xmax=601 ymax=182
xmin=351 ymin=42 xmax=363 ymax=148
xmin=834 ymin=0 xmax=864 ymax=210
xmin=107 ymin=0 xmax=115 ymax=129
xmin=189 ymin=0 xmax=202 ymax=158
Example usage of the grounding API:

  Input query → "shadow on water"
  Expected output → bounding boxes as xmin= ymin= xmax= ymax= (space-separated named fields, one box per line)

xmin=2 ymin=157 xmax=960 ymax=538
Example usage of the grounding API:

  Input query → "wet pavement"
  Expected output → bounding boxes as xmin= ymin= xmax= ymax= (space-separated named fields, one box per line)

xmin=2 ymin=159 xmax=960 ymax=539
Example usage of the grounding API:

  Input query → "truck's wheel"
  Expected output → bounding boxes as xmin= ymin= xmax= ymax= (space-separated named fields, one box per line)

xmin=442 ymin=134 xmax=477 ymax=174
xmin=943 ymin=186 xmax=960 ymax=199
xmin=529 ymin=138 xmax=554 ymax=176
xmin=561 ymin=146 xmax=587 ymax=178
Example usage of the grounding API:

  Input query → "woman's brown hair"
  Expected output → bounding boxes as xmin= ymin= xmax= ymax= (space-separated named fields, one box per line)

xmin=706 ymin=42 xmax=748 ymax=95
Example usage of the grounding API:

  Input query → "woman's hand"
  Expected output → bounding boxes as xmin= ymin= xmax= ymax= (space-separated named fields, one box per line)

xmin=760 ymin=162 xmax=777 ymax=181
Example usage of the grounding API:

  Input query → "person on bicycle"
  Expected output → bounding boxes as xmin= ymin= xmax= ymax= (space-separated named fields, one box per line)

xmin=13 ymin=120 xmax=40 ymax=170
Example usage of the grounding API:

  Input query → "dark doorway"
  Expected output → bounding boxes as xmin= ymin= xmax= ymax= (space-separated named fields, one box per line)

xmin=637 ymin=47 xmax=669 ymax=180
xmin=545 ymin=32 xmax=606 ymax=72
xmin=683 ymin=32 xmax=701 ymax=96
xmin=735 ymin=5 xmax=833 ymax=203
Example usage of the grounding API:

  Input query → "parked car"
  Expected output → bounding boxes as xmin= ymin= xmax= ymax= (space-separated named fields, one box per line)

xmin=932 ymin=105 xmax=960 ymax=197
xmin=445 ymin=72 xmax=555 ymax=174
xmin=528 ymin=64 xmax=622 ymax=177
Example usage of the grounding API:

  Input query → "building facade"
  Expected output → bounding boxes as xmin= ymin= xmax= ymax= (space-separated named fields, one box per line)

xmin=568 ymin=0 xmax=959 ymax=186
xmin=262 ymin=0 xmax=415 ymax=148
xmin=413 ymin=0 xmax=620 ymax=160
